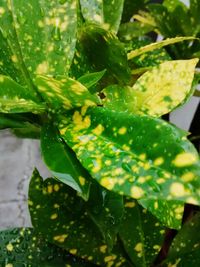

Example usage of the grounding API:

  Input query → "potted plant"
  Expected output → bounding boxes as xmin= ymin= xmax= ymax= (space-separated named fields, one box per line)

xmin=0 ymin=0 xmax=200 ymax=266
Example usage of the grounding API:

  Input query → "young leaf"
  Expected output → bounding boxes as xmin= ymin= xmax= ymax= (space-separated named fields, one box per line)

xmin=128 ymin=37 xmax=197 ymax=60
xmin=0 ymin=0 xmax=77 ymax=76
xmin=78 ymin=69 xmax=106 ymax=90
xmin=80 ymin=0 xmax=124 ymax=33
xmin=0 ymin=228 xmax=95 ymax=266
xmin=103 ymin=59 xmax=198 ymax=117
xmin=34 ymin=75 xmax=100 ymax=112
xmin=59 ymin=107 xmax=200 ymax=209
xmin=41 ymin=123 xmax=91 ymax=199
xmin=0 ymin=75 xmax=45 ymax=114
xmin=29 ymin=169 xmax=133 ymax=267
xmin=119 ymin=198 xmax=165 ymax=267
xmin=163 ymin=212 xmax=200 ymax=266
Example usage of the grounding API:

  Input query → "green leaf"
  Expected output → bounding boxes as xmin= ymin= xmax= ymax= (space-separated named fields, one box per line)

xmin=128 ymin=37 xmax=197 ymax=60
xmin=118 ymin=22 xmax=154 ymax=41
xmin=59 ymin=107 xmax=200 ymax=213
xmin=41 ymin=123 xmax=91 ymax=199
xmin=80 ymin=0 xmax=124 ymax=33
xmin=121 ymin=0 xmax=148 ymax=23
xmin=0 ymin=0 xmax=77 ymax=76
xmin=163 ymin=0 xmax=187 ymax=12
xmin=79 ymin=25 xmax=131 ymax=84
xmin=0 ymin=228 xmax=95 ymax=266
xmin=34 ymin=75 xmax=100 ymax=112
xmin=119 ymin=198 xmax=165 ymax=266
xmin=29 ymin=169 xmax=132 ymax=267
xmin=87 ymin=183 xmax=124 ymax=250
xmin=103 ymin=59 xmax=198 ymax=117
xmin=163 ymin=212 xmax=200 ymax=266
xmin=78 ymin=69 xmax=106 ymax=91
xmin=0 ymin=75 xmax=45 ymax=113
xmin=139 ymin=199 xmax=184 ymax=229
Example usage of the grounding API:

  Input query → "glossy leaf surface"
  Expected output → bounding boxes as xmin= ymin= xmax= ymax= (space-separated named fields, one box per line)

xmin=41 ymin=123 xmax=91 ymax=199
xmin=128 ymin=37 xmax=196 ymax=60
xmin=119 ymin=198 xmax=165 ymax=266
xmin=164 ymin=212 xmax=200 ymax=266
xmin=78 ymin=69 xmax=106 ymax=91
xmin=103 ymin=59 xmax=198 ymax=117
xmin=35 ymin=75 xmax=100 ymax=112
xmin=139 ymin=199 xmax=184 ymax=229
xmin=0 ymin=75 xmax=45 ymax=113
xmin=80 ymin=0 xmax=124 ymax=33
xmin=0 ymin=228 xmax=95 ymax=267
xmin=0 ymin=0 xmax=77 ymax=76
xmin=29 ymin=169 xmax=132 ymax=267
xmin=59 ymin=107 xmax=200 ymax=213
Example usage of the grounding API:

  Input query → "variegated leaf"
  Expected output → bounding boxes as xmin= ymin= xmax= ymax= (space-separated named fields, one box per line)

xmin=0 ymin=228 xmax=95 ymax=266
xmin=41 ymin=123 xmax=91 ymax=199
xmin=59 ymin=107 xmax=200 ymax=214
xmin=103 ymin=59 xmax=198 ymax=117
xmin=0 ymin=75 xmax=45 ymax=113
xmin=0 ymin=0 xmax=77 ymax=77
xmin=79 ymin=0 xmax=124 ymax=33
xmin=28 ymin=169 xmax=132 ymax=267
xmin=78 ymin=69 xmax=106 ymax=91
xmin=34 ymin=75 xmax=100 ymax=112
xmin=128 ymin=37 xmax=197 ymax=60
xmin=119 ymin=198 xmax=165 ymax=266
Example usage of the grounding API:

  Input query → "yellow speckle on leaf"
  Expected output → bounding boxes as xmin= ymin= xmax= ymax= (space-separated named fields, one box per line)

xmin=93 ymin=124 xmax=104 ymax=136
xmin=181 ymin=172 xmax=195 ymax=182
xmin=153 ymin=245 xmax=161 ymax=251
xmin=47 ymin=185 xmax=53 ymax=194
xmin=54 ymin=184 xmax=60 ymax=192
xmin=134 ymin=243 xmax=143 ymax=252
xmin=36 ymin=61 xmax=49 ymax=74
xmin=100 ymin=245 xmax=107 ymax=253
xmin=60 ymin=127 xmax=68 ymax=135
xmin=104 ymin=255 xmax=117 ymax=263
xmin=154 ymin=157 xmax=164 ymax=166
xmin=101 ymin=177 xmax=116 ymax=190
xmin=53 ymin=234 xmax=68 ymax=243
xmin=170 ymin=183 xmax=186 ymax=197
xmin=173 ymin=152 xmax=198 ymax=167
xmin=5 ymin=264 xmax=13 ymax=267
xmin=125 ymin=201 xmax=136 ymax=208
xmin=79 ymin=176 xmax=85 ymax=186
xmin=6 ymin=243 xmax=14 ymax=251
xmin=139 ymin=153 xmax=146 ymax=160
xmin=131 ymin=186 xmax=144 ymax=199
xmin=50 ymin=213 xmax=58 ymax=220
xmin=69 ymin=249 xmax=77 ymax=255
xmin=118 ymin=127 xmax=127 ymax=135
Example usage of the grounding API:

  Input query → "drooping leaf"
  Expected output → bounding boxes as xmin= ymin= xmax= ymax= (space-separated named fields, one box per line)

xmin=41 ymin=123 xmax=91 ymax=199
xmin=128 ymin=37 xmax=197 ymax=60
xmin=87 ymin=183 xmax=124 ymax=250
xmin=59 ymin=107 xmax=200 ymax=214
xmin=119 ymin=198 xmax=165 ymax=267
xmin=80 ymin=0 xmax=124 ymax=33
xmin=103 ymin=59 xmax=198 ymax=117
xmin=0 ymin=75 xmax=45 ymax=113
xmin=29 ymin=169 xmax=132 ymax=267
xmin=0 ymin=0 xmax=77 ymax=76
xmin=78 ymin=69 xmax=106 ymax=91
xmin=34 ymin=75 xmax=100 ymax=112
xmin=139 ymin=199 xmax=184 ymax=229
xmin=163 ymin=212 xmax=200 ymax=266
xmin=0 ymin=228 xmax=96 ymax=267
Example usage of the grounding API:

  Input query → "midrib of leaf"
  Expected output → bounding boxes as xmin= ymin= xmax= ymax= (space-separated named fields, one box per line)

xmin=8 ymin=0 xmax=39 ymax=98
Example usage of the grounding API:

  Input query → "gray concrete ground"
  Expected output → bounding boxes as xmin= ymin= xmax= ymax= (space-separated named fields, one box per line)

xmin=0 ymin=130 xmax=50 ymax=230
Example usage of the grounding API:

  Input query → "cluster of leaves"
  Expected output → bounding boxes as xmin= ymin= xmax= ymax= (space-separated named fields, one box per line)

xmin=0 ymin=0 xmax=200 ymax=266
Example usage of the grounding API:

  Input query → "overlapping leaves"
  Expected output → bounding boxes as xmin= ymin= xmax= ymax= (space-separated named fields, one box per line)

xmin=28 ymin=169 xmax=132 ymax=267
xmin=59 ymin=107 xmax=200 ymax=228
